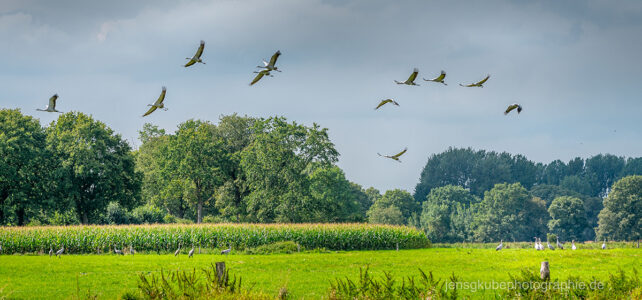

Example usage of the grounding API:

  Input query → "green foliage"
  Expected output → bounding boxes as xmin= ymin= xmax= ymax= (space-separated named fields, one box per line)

xmin=46 ymin=112 xmax=141 ymax=224
xmin=367 ymin=205 xmax=404 ymax=225
xmin=473 ymin=183 xmax=548 ymax=242
xmin=308 ymin=167 xmax=363 ymax=222
xmin=420 ymin=185 xmax=478 ymax=242
xmin=547 ymin=196 xmax=589 ymax=240
xmin=597 ymin=175 xmax=642 ymax=240
xmin=241 ymin=117 xmax=339 ymax=223
xmin=413 ymin=148 xmax=539 ymax=201
xmin=243 ymin=241 xmax=300 ymax=255
xmin=328 ymin=267 xmax=461 ymax=300
xmin=131 ymin=205 xmax=166 ymax=224
xmin=0 ymin=223 xmax=429 ymax=254
xmin=104 ymin=202 xmax=131 ymax=225
xmin=502 ymin=268 xmax=640 ymax=299
xmin=0 ymin=109 xmax=52 ymax=226
xmin=134 ymin=264 xmax=265 ymax=300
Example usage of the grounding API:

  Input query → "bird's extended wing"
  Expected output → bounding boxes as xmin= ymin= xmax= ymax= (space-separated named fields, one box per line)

xmin=375 ymin=99 xmax=392 ymax=109
xmin=392 ymin=147 xmax=408 ymax=158
xmin=434 ymin=71 xmax=446 ymax=82
xmin=142 ymin=106 xmax=157 ymax=117
xmin=476 ymin=75 xmax=490 ymax=85
xmin=407 ymin=68 xmax=418 ymax=82
xmin=269 ymin=50 xmax=281 ymax=67
xmin=184 ymin=59 xmax=197 ymax=67
xmin=250 ymin=70 xmax=267 ymax=86
xmin=154 ymin=87 xmax=167 ymax=106
xmin=194 ymin=40 xmax=205 ymax=58
xmin=504 ymin=104 xmax=518 ymax=115
xmin=49 ymin=94 xmax=58 ymax=109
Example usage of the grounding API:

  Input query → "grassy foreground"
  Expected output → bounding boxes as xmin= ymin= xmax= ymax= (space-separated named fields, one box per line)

xmin=0 ymin=248 xmax=640 ymax=299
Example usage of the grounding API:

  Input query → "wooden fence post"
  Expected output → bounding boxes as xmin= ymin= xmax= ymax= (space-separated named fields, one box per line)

xmin=215 ymin=262 xmax=226 ymax=286
xmin=540 ymin=261 xmax=550 ymax=281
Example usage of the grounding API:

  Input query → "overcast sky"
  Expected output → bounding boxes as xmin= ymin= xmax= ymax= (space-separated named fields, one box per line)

xmin=1 ymin=0 xmax=642 ymax=193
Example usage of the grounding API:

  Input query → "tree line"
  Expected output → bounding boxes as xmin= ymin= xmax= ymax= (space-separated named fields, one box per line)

xmin=1 ymin=109 xmax=640 ymax=242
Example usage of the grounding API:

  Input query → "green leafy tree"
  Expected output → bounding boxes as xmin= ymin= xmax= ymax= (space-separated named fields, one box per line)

xmin=46 ymin=112 xmax=141 ymax=224
xmin=584 ymin=154 xmax=625 ymax=197
xmin=420 ymin=185 xmax=478 ymax=242
xmin=367 ymin=205 xmax=404 ymax=225
xmin=164 ymin=120 xmax=226 ymax=223
xmin=375 ymin=189 xmax=418 ymax=221
xmin=308 ymin=166 xmax=362 ymax=222
xmin=414 ymin=148 xmax=539 ymax=201
xmin=213 ymin=114 xmax=256 ymax=222
xmin=349 ymin=183 xmax=372 ymax=218
xmin=0 ymin=109 xmax=52 ymax=225
xmin=596 ymin=175 xmax=642 ymax=241
xmin=473 ymin=183 xmax=548 ymax=242
xmin=547 ymin=196 xmax=589 ymax=240
xmin=240 ymin=117 xmax=338 ymax=222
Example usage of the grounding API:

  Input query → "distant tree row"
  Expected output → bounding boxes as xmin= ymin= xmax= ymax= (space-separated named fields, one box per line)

xmin=413 ymin=147 xmax=642 ymax=202
xmin=1 ymin=109 xmax=640 ymax=243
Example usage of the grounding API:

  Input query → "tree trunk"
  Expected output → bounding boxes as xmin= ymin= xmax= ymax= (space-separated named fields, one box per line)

xmin=82 ymin=213 xmax=89 ymax=224
xmin=17 ymin=207 xmax=25 ymax=226
xmin=197 ymin=200 xmax=203 ymax=224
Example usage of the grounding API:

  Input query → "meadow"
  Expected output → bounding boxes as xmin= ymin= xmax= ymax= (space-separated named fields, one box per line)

xmin=0 ymin=247 xmax=640 ymax=299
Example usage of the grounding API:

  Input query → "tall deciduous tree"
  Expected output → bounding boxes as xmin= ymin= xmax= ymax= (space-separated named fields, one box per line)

xmin=46 ymin=112 xmax=141 ymax=224
xmin=164 ymin=119 xmax=226 ymax=223
xmin=473 ymin=183 xmax=547 ymax=242
xmin=547 ymin=196 xmax=589 ymax=241
xmin=420 ymin=185 xmax=479 ymax=242
xmin=596 ymin=175 xmax=642 ymax=241
xmin=0 ymin=109 xmax=52 ymax=225
xmin=241 ymin=117 xmax=338 ymax=222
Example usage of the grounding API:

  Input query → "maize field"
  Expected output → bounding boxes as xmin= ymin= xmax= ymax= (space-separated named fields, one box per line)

xmin=0 ymin=223 xmax=429 ymax=254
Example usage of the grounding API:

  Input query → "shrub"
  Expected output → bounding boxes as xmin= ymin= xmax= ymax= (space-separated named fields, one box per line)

xmin=131 ymin=205 xmax=166 ymax=224
xmin=244 ymin=241 xmax=300 ymax=255
xmin=105 ymin=202 xmax=131 ymax=225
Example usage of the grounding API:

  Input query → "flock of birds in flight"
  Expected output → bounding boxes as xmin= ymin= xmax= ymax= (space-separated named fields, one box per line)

xmin=33 ymin=40 xmax=523 ymax=162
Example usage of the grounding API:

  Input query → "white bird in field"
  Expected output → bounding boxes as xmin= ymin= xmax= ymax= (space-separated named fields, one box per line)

xmin=556 ymin=237 xmax=564 ymax=250
xmin=142 ymin=87 xmax=167 ymax=117
xmin=36 ymin=94 xmax=63 ymax=113
xmin=257 ymin=50 xmax=282 ymax=72
xmin=378 ymin=147 xmax=408 ymax=163
xmin=538 ymin=238 xmax=544 ymax=250
xmin=394 ymin=68 xmax=420 ymax=86
xmin=423 ymin=70 xmax=447 ymax=85
xmin=572 ymin=240 xmax=577 ymax=250
xmin=533 ymin=237 xmax=539 ymax=250
xmin=49 ymin=247 xmax=53 ymax=256
xmin=56 ymin=246 xmax=64 ymax=257
xmin=184 ymin=40 xmax=205 ymax=67
xmin=459 ymin=75 xmax=490 ymax=87
xmin=496 ymin=240 xmax=503 ymax=251
xmin=174 ymin=244 xmax=181 ymax=256
xmin=374 ymin=99 xmax=399 ymax=110
xmin=188 ymin=245 xmax=195 ymax=258
xmin=249 ymin=69 xmax=273 ymax=86
xmin=221 ymin=245 xmax=231 ymax=255
xmin=504 ymin=103 xmax=522 ymax=115
xmin=547 ymin=241 xmax=555 ymax=250
xmin=602 ymin=239 xmax=606 ymax=250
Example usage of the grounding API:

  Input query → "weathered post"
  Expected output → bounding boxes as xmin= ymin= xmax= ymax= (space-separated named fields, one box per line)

xmin=215 ymin=262 xmax=227 ymax=286
xmin=540 ymin=261 xmax=550 ymax=281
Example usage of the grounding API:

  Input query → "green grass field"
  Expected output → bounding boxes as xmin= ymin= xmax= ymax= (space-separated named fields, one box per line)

xmin=1 ymin=247 xmax=640 ymax=299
